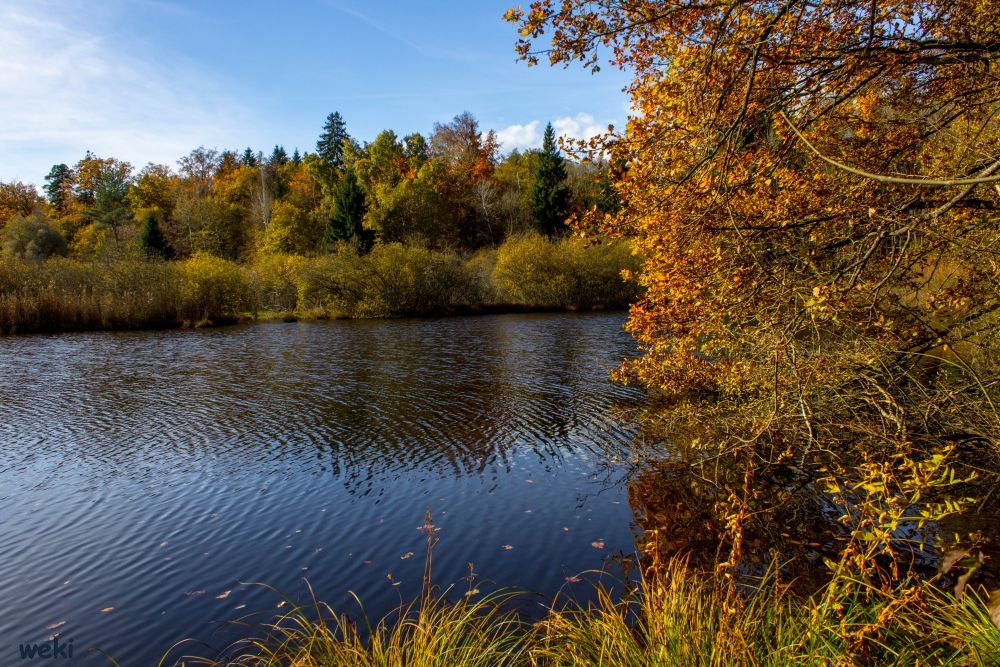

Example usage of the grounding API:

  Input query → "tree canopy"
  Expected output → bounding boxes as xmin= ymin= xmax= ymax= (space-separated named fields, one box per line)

xmin=507 ymin=0 xmax=1000 ymax=586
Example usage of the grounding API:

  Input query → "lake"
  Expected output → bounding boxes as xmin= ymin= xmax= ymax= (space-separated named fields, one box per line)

xmin=0 ymin=312 xmax=645 ymax=665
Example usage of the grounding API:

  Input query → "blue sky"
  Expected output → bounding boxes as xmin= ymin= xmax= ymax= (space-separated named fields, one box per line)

xmin=0 ymin=0 xmax=631 ymax=187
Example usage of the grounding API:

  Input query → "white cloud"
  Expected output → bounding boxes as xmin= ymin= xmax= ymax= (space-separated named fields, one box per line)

xmin=0 ymin=2 xmax=255 ymax=186
xmin=496 ymin=120 xmax=541 ymax=153
xmin=497 ymin=113 xmax=615 ymax=155
xmin=552 ymin=113 xmax=609 ymax=144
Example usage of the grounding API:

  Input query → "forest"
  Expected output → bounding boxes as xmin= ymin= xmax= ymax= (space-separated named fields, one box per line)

xmin=2 ymin=0 xmax=999 ymax=663
xmin=0 ymin=112 xmax=637 ymax=331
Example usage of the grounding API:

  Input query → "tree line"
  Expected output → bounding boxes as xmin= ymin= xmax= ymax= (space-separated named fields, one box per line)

xmin=0 ymin=111 xmax=617 ymax=262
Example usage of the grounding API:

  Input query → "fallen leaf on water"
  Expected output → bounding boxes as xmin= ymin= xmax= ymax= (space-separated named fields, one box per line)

xmin=591 ymin=541 xmax=606 ymax=550
xmin=564 ymin=576 xmax=582 ymax=583
xmin=400 ymin=552 xmax=414 ymax=560
xmin=276 ymin=601 xmax=287 ymax=609
xmin=502 ymin=545 xmax=514 ymax=550
xmin=100 ymin=607 xmax=114 ymax=613
xmin=216 ymin=590 xmax=231 ymax=600
xmin=234 ymin=604 xmax=246 ymax=611
xmin=562 ymin=527 xmax=570 ymax=532
xmin=46 ymin=621 xmax=66 ymax=630
xmin=392 ymin=581 xmax=401 ymax=587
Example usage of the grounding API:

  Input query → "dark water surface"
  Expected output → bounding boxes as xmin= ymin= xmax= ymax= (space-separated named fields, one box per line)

xmin=0 ymin=313 xmax=644 ymax=665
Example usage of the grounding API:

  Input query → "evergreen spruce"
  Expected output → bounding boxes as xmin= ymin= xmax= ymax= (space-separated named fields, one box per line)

xmin=531 ymin=123 xmax=571 ymax=236
xmin=316 ymin=112 xmax=350 ymax=170
xmin=43 ymin=163 xmax=73 ymax=214
xmin=326 ymin=169 xmax=368 ymax=248
xmin=269 ymin=145 xmax=289 ymax=166
xmin=138 ymin=211 xmax=173 ymax=259
xmin=241 ymin=147 xmax=257 ymax=167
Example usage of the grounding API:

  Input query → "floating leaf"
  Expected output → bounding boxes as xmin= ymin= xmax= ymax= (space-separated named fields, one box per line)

xmin=502 ymin=545 xmax=514 ymax=550
xmin=564 ymin=576 xmax=582 ymax=583
xmin=400 ymin=552 xmax=414 ymax=560
xmin=276 ymin=601 xmax=287 ymax=609
xmin=46 ymin=621 xmax=66 ymax=630
xmin=234 ymin=604 xmax=246 ymax=611
xmin=100 ymin=607 xmax=114 ymax=613
xmin=216 ymin=590 xmax=231 ymax=600
xmin=591 ymin=541 xmax=606 ymax=550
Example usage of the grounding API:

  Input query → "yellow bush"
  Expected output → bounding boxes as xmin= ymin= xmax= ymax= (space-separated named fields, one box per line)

xmin=178 ymin=253 xmax=255 ymax=321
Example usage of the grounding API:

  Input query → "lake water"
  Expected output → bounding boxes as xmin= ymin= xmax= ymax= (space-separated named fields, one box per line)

xmin=0 ymin=312 xmax=645 ymax=665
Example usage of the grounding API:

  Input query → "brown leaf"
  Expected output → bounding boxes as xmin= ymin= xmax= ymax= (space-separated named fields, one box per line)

xmin=100 ymin=607 xmax=114 ymax=613
xmin=46 ymin=621 xmax=66 ymax=630
xmin=591 ymin=541 xmax=606 ymax=550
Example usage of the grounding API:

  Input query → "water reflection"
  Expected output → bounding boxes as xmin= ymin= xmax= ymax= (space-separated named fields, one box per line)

xmin=0 ymin=313 xmax=643 ymax=665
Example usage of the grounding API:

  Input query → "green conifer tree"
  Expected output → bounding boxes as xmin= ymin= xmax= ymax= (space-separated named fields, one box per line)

xmin=44 ymin=164 xmax=73 ymax=215
xmin=326 ymin=169 xmax=369 ymax=249
xmin=316 ymin=112 xmax=350 ymax=170
xmin=138 ymin=211 xmax=173 ymax=259
xmin=531 ymin=123 xmax=571 ymax=236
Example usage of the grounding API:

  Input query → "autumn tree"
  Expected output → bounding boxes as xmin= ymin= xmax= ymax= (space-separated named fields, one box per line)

xmin=508 ymin=0 xmax=1000 ymax=595
xmin=86 ymin=159 xmax=134 ymax=251
xmin=428 ymin=112 xmax=501 ymax=247
xmin=0 ymin=181 xmax=44 ymax=228
xmin=531 ymin=123 xmax=570 ymax=236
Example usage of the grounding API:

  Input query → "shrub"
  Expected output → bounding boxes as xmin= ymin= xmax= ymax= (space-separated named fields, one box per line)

xmin=2 ymin=212 xmax=68 ymax=260
xmin=251 ymin=253 xmax=306 ymax=312
xmin=178 ymin=253 xmax=256 ymax=322
xmin=493 ymin=233 xmax=639 ymax=308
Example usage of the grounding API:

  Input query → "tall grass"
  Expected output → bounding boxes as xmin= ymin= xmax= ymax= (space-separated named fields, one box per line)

xmin=0 ymin=235 xmax=640 ymax=333
xmin=171 ymin=588 xmax=527 ymax=667
xmin=151 ymin=561 xmax=999 ymax=667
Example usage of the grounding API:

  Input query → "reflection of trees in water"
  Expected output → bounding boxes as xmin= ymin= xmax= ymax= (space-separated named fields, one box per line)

xmin=623 ymin=402 xmax=1000 ymax=593
xmin=16 ymin=315 xmax=643 ymax=496
xmin=627 ymin=460 xmax=1000 ymax=597
xmin=628 ymin=458 xmax=849 ymax=592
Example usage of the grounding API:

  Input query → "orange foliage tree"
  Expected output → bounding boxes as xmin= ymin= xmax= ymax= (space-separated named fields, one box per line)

xmin=508 ymin=0 xmax=999 ymax=584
